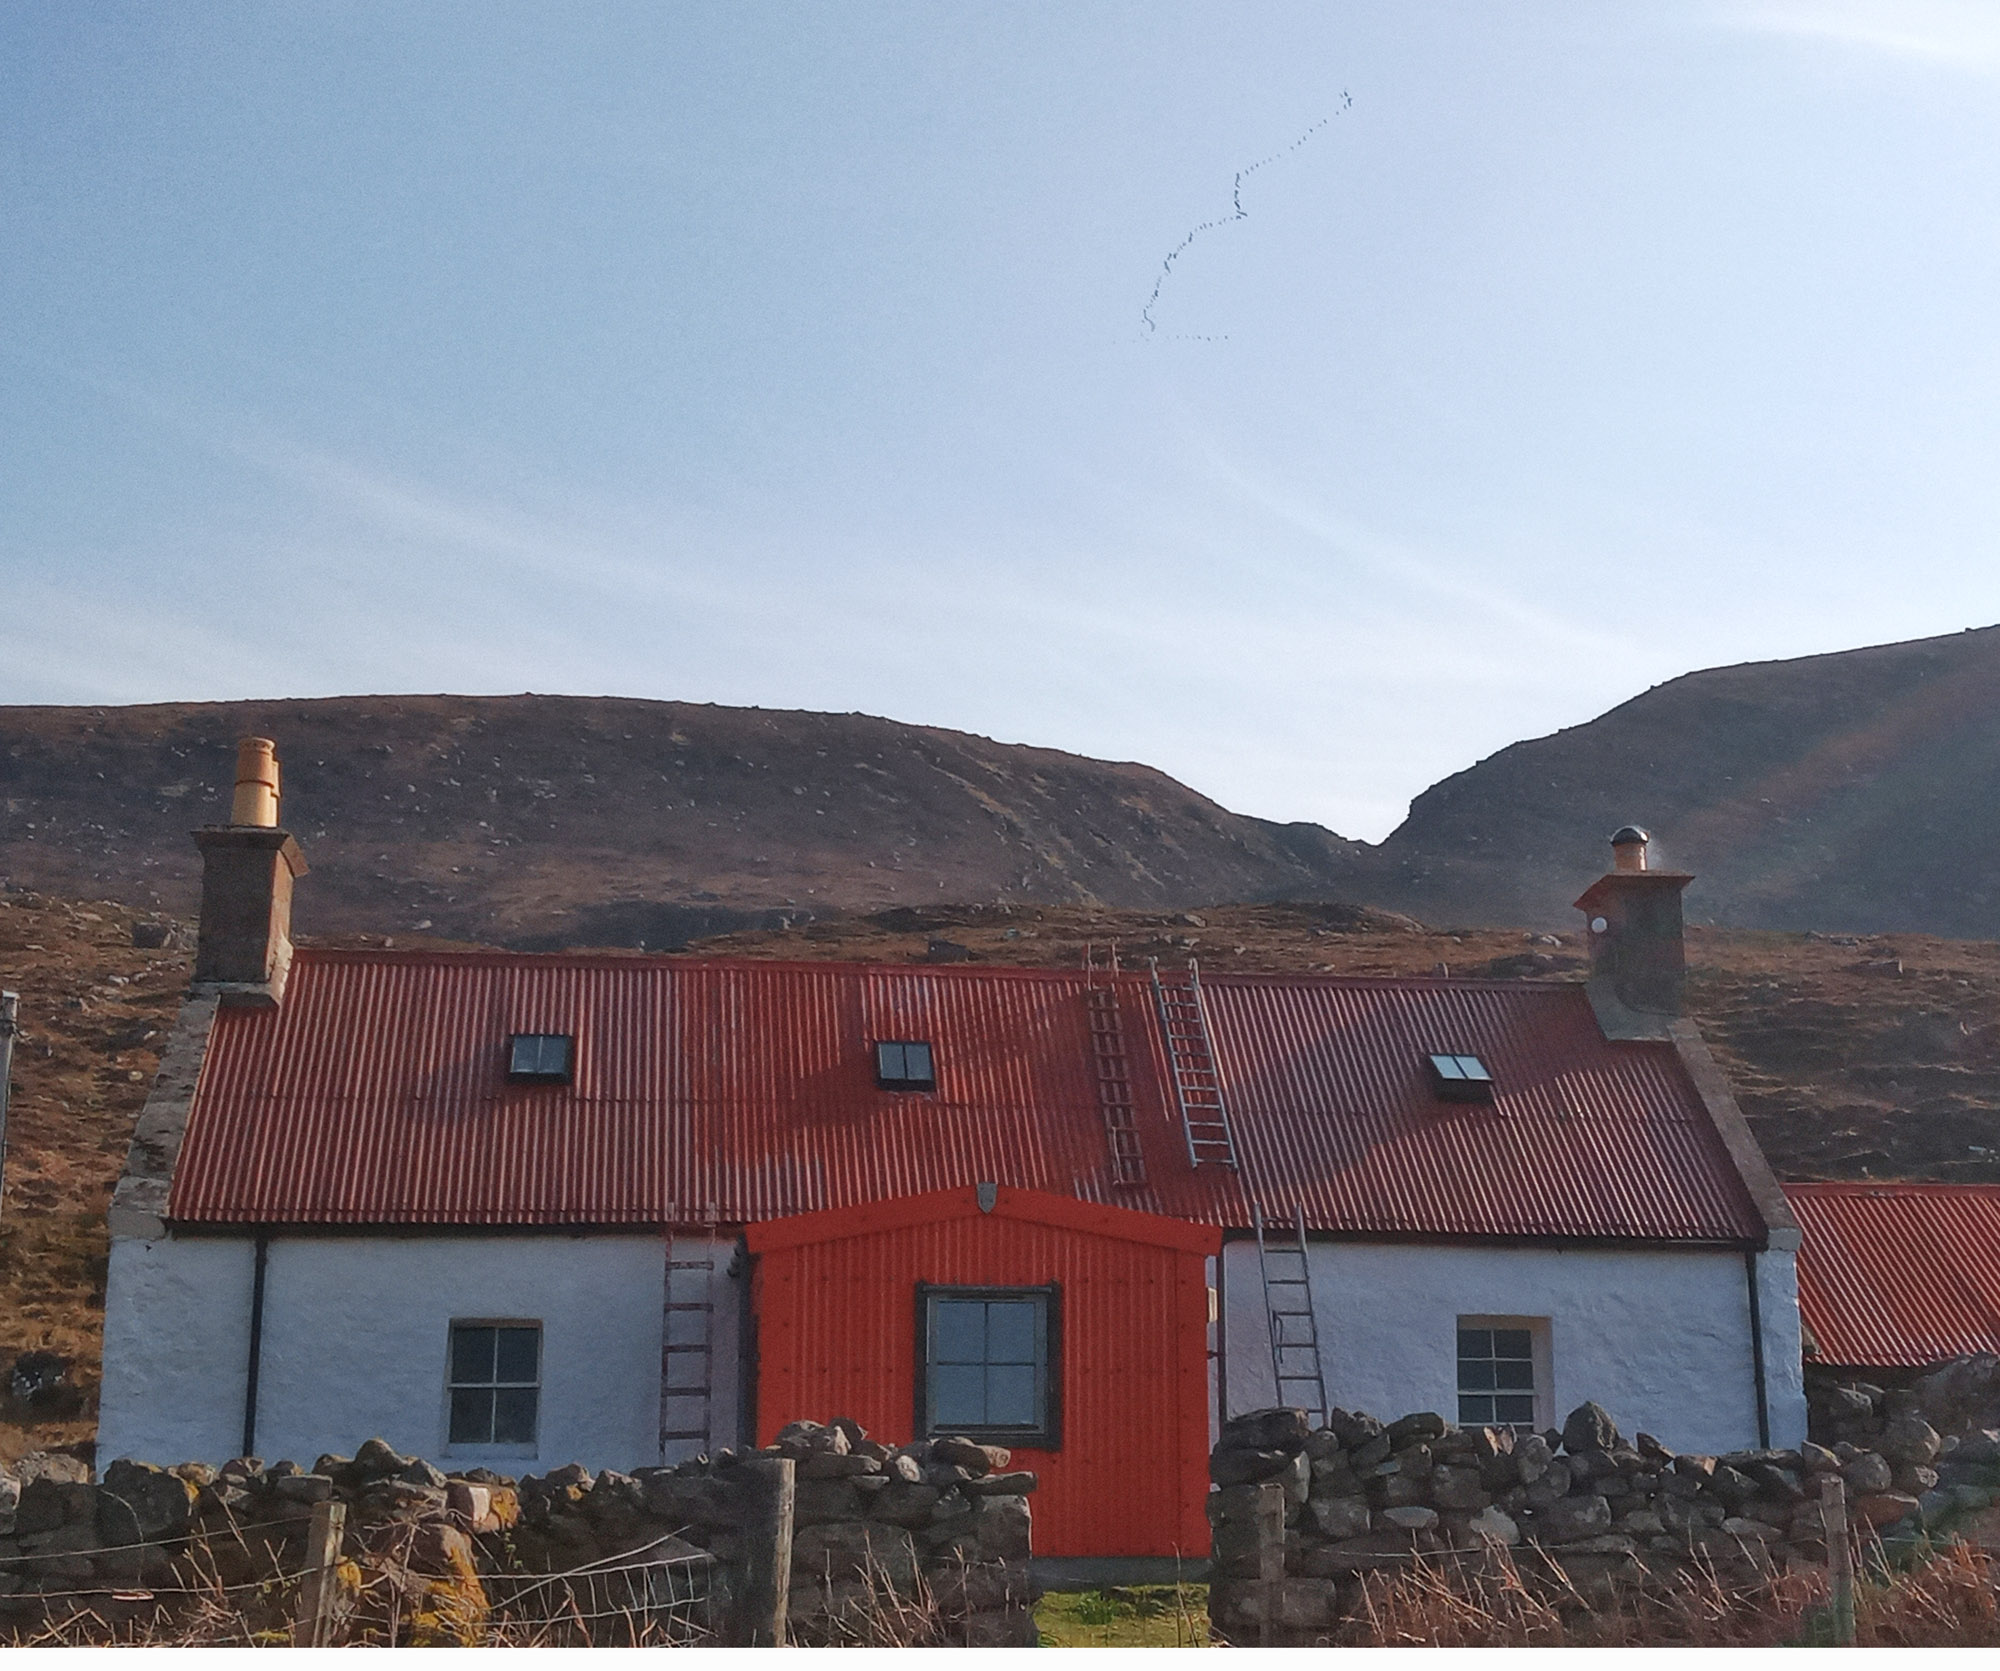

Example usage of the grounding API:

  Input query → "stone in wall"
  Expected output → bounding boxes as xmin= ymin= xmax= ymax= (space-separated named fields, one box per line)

xmin=0 ymin=1418 xmax=1037 ymax=1647
xmin=1206 ymin=1399 xmax=2000 ymax=1647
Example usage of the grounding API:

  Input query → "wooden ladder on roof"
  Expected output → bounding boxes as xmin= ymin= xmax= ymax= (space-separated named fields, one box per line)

xmin=1254 ymin=1203 xmax=1329 ymax=1426
xmin=1084 ymin=944 xmax=1146 ymax=1187
xmin=660 ymin=1207 xmax=723 ymax=1464
xmin=1151 ymin=958 xmax=1240 ymax=1170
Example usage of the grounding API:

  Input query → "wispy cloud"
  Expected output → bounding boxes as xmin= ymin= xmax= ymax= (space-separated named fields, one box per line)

xmin=1717 ymin=0 xmax=2000 ymax=75
xmin=1197 ymin=451 xmax=1636 ymax=664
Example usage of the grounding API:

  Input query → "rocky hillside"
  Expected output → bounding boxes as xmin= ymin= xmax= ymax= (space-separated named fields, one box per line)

xmin=8 ymin=623 xmax=2000 ymax=945
xmin=1372 ymin=624 xmax=2000 ymax=935
xmin=0 ymin=696 xmax=1361 ymax=947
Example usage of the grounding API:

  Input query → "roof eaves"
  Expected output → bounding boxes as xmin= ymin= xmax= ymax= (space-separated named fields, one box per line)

xmin=745 ymin=1184 xmax=1221 ymax=1256
xmin=1667 ymin=1019 xmax=1794 ymax=1246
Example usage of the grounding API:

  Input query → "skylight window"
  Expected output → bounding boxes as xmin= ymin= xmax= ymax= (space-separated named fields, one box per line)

xmin=508 ymin=1033 xmax=574 ymax=1084
xmin=1427 ymin=1053 xmax=1494 ymax=1103
xmin=876 ymin=1039 xmax=936 ymax=1092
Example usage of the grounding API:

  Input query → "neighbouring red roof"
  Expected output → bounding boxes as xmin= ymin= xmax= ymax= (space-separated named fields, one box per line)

xmin=1786 ymin=1183 xmax=2000 ymax=1368
xmin=167 ymin=950 xmax=1767 ymax=1242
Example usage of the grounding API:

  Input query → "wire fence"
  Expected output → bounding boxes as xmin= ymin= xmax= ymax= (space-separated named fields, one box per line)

xmin=0 ymin=1514 xmax=718 ymax=1649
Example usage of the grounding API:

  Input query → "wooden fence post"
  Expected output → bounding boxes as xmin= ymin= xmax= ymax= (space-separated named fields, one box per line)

xmin=0 ymin=991 xmax=18 ymax=1214
xmin=732 ymin=1456 xmax=794 ymax=1647
xmin=1253 ymin=1479 xmax=1286 ymax=1649
xmin=293 ymin=1498 xmax=348 ymax=1647
xmin=1821 ymin=1472 xmax=1855 ymax=1646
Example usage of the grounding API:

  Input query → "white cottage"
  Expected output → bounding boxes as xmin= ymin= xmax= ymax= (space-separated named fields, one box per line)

xmin=97 ymin=744 xmax=1805 ymax=1552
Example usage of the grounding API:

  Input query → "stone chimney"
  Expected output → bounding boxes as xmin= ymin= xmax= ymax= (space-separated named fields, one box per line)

xmin=1573 ymin=825 xmax=1691 ymax=1039
xmin=192 ymin=737 xmax=308 ymax=1006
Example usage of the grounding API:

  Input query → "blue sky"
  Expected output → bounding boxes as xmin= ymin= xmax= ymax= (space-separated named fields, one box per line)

xmin=4 ymin=1 xmax=1998 ymax=839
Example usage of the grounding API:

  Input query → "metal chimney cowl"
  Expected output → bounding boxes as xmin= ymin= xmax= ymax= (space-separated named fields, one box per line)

xmin=1573 ymin=826 xmax=1692 ymax=1041
xmin=192 ymin=737 xmax=308 ymax=1007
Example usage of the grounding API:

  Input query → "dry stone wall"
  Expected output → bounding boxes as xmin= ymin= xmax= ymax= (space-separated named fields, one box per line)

xmin=1810 ymin=1354 xmax=2000 ymax=1453
xmin=1207 ymin=1399 xmax=2000 ymax=1646
xmin=0 ymin=1415 xmax=1035 ymax=1646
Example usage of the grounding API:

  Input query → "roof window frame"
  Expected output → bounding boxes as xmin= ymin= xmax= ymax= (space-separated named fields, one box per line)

xmin=1426 ymin=1052 xmax=1495 ymax=1103
xmin=507 ymin=1032 xmax=575 ymax=1085
xmin=875 ymin=1038 xmax=937 ymax=1093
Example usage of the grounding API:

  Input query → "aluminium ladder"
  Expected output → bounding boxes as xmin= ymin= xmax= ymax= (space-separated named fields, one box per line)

xmin=1083 ymin=944 xmax=1146 ymax=1186
xmin=1150 ymin=958 xmax=1240 ymax=1170
xmin=659 ymin=1208 xmax=723 ymax=1464
xmin=1254 ymin=1203 xmax=1329 ymax=1427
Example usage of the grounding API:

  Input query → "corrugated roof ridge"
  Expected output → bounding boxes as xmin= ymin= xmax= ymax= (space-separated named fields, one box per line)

xmin=291 ymin=945 xmax=1590 ymax=996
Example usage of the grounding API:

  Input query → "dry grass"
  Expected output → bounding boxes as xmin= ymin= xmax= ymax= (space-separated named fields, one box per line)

xmin=1312 ymin=1539 xmax=2000 ymax=1648
xmin=1 ymin=1516 xmax=716 ymax=1648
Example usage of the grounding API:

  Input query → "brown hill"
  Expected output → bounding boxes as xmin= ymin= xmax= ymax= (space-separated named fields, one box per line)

xmin=1372 ymin=623 xmax=2000 ymax=934
xmin=0 ymin=695 xmax=1360 ymax=946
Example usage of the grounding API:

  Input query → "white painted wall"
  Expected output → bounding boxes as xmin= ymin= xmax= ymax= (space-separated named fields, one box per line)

xmin=1221 ymin=1238 xmax=1806 ymax=1455
xmin=98 ymin=1235 xmax=258 ymax=1466
xmin=97 ymin=1232 xmax=744 ymax=1470
xmin=1754 ymin=1236 xmax=1809 ymax=1449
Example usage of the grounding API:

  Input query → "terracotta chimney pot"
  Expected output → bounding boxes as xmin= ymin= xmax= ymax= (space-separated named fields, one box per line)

xmin=231 ymin=737 xmax=281 ymax=828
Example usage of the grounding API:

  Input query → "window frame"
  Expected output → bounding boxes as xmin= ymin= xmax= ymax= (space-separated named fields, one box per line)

xmin=913 ymin=1282 xmax=1061 ymax=1449
xmin=1427 ymin=1052 xmax=1495 ymax=1103
xmin=444 ymin=1319 xmax=544 ymax=1456
xmin=1455 ymin=1314 xmax=1552 ymax=1433
xmin=507 ymin=1033 xmax=575 ymax=1084
xmin=874 ymin=1039 xmax=937 ymax=1092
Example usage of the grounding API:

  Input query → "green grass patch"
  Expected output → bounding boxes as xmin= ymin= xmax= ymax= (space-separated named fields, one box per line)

xmin=1034 ymin=1585 xmax=1211 ymax=1648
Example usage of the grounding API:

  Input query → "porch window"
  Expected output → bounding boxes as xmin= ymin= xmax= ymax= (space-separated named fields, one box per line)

xmin=448 ymin=1322 xmax=541 ymax=1447
xmin=917 ymin=1284 xmax=1059 ymax=1447
xmin=1456 ymin=1320 xmax=1541 ymax=1431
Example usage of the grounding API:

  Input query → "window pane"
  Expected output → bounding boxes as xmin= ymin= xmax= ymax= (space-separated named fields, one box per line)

xmin=1495 ymin=1394 xmax=1535 ymax=1424
xmin=932 ymin=1364 xmax=986 ymax=1426
xmin=451 ymin=1326 xmax=494 ymax=1386
xmin=1458 ymin=1394 xmax=1494 ymax=1424
xmin=1493 ymin=1329 xmax=1532 ymax=1359
xmin=985 ymin=1365 xmax=1037 ymax=1427
xmin=1457 ymin=1329 xmax=1491 ymax=1359
xmin=1495 ymin=1358 xmax=1535 ymax=1390
xmin=1455 ymin=1056 xmax=1491 ymax=1080
xmin=493 ymin=1386 xmax=539 ymax=1444
xmin=1431 ymin=1054 xmax=1464 ymax=1080
xmin=449 ymin=1386 xmax=493 ymax=1444
xmin=495 ymin=1327 xmax=540 ymax=1384
xmin=1458 ymin=1359 xmax=1495 ymax=1391
xmin=905 ymin=1042 xmax=933 ymax=1084
xmin=985 ymin=1301 xmax=1039 ymax=1365
xmin=876 ymin=1041 xmax=902 ymax=1081
xmin=933 ymin=1302 xmax=985 ymax=1364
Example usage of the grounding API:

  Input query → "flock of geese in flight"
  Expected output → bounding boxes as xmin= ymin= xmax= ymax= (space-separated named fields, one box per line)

xmin=1141 ymin=91 xmax=1353 ymax=344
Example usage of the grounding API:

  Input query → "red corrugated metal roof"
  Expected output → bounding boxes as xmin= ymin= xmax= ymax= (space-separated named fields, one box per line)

xmin=1786 ymin=1183 xmax=2000 ymax=1368
xmin=167 ymin=949 xmax=1766 ymax=1242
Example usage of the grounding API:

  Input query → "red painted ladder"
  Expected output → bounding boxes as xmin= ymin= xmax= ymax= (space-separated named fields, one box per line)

xmin=1083 ymin=944 xmax=1146 ymax=1186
